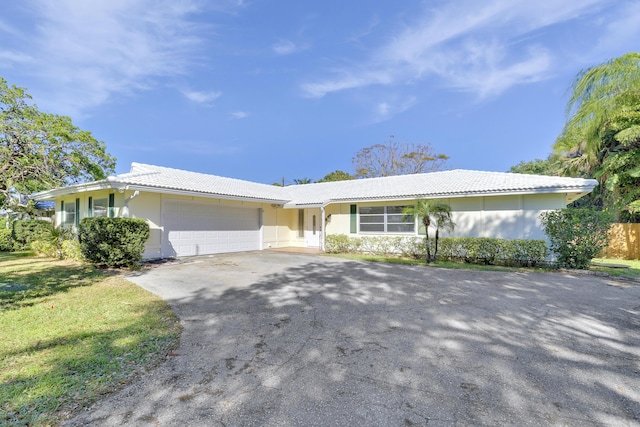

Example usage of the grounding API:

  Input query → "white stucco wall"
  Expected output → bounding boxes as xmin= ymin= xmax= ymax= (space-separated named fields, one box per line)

xmin=324 ymin=193 xmax=568 ymax=241
xmin=52 ymin=189 xmax=570 ymax=258
xmin=55 ymin=190 xmax=124 ymax=228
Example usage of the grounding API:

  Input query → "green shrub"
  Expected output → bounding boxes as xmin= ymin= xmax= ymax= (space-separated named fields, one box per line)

xmin=325 ymin=234 xmax=351 ymax=253
xmin=503 ymin=239 xmax=548 ymax=267
xmin=30 ymin=239 xmax=58 ymax=258
xmin=325 ymin=234 xmax=547 ymax=267
xmin=398 ymin=236 xmax=426 ymax=259
xmin=31 ymin=227 xmax=79 ymax=259
xmin=540 ymin=208 xmax=613 ymax=269
xmin=12 ymin=220 xmax=52 ymax=250
xmin=79 ymin=217 xmax=150 ymax=268
xmin=0 ymin=229 xmax=13 ymax=252
xmin=453 ymin=237 xmax=497 ymax=264
xmin=61 ymin=239 xmax=84 ymax=261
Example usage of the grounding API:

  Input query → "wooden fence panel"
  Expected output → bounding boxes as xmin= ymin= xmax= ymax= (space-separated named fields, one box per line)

xmin=602 ymin=223 xmax=640 ymax=260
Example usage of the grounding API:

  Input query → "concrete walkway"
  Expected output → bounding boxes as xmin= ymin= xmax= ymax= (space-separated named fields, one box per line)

xmin=66 ymin=252 xmax=640 ymax=426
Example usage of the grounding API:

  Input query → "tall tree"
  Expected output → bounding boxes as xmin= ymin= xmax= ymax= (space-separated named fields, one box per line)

xmin=353 ymin=137 xmax=448 ymax=178
xmin=509 ymin=155 xmax=561 ymax=176
xmin=0 ymin=77 xmax=116 ymax=210
xmin=553 ymin=52 xmax=640 ymax=221
xmin=403 ymin=200 xmax=455 ymax=263
xmin=316 ymin=170 xmax=354 ymax=183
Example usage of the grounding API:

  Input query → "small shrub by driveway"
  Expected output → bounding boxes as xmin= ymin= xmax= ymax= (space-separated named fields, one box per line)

xmin=69 ymin=252 xmax=640 ymax=426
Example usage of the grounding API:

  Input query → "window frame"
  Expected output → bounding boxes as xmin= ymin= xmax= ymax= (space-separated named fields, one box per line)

xmin=358 ymin=205 xmax=414 ymax=234
xmin=92 ymin=197 xmax=109 ymax=218
xmin=62 ymin=199 xmax=76 ymax=228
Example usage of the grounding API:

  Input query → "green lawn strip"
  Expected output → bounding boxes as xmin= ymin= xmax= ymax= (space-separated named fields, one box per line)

xmin=0 ymin=253 xmax=181 ymax=426
xmin=590 ymin=258 xmax=640 ymax=278
xmin=326 ymin=253 xmax=640 ymax=278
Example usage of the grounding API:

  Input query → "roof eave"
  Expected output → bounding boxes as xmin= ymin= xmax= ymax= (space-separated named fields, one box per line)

xmin=286 ymin=185 xmax=598 ymax=207
xmin=32 ymin=180 xmax=117 ymax=201
xmin=122 ymin=184 xmax=290 ymax=204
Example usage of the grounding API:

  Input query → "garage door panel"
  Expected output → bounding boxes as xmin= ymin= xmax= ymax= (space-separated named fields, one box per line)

xmin=163 ymin=200 xmax=260 ymax=257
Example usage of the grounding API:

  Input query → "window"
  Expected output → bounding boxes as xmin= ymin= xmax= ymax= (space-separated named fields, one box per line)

xmin=359 ymin=206 xmax=414 ymax=233
xmin=92 ymin=198 xmax=108 ymax=217
xmin=298 ymin=210 xmax=304 ymax=238
xmin=63 ymin=200 xmax=76 ymax=227
xmin=312 ymin=215 xmax=316 ymax=235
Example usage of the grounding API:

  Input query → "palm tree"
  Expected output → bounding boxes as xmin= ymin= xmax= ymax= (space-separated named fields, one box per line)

xmin=555 ymin=52 xmax=640 ymax=175
xmin=403 ymin=200 xmax=455 ymax=263
xmin=293 ymin=177 xmax=313 ymax=185
xmin=553 ymin=52 xmax=640 ymax=220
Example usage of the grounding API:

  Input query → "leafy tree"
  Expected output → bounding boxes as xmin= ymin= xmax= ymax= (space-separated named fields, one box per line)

xmin=509 ymin=155 xmax=561 ymax=175
xmin=0 ymin=77 xmax=116 ymax=210
xmin=353 ymin=137 xmax=448 ymax=178
xmin=553 ymin=52 xmax=640 ymax=221
xmin=316 ymin=170 xmax=354 ymax=182
xmin=403 ymin=200 xmax=455 ymax=263
xmin=539 ymin=208 xmax=614 ymax=269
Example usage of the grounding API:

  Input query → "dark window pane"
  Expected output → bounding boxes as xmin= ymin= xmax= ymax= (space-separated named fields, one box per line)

xmin=360 ymin=215 xmax=385 ymax=223
xmin=360 ymin=223 xmax=384 ymax=232
xmin=360 ymin=206 xmax=384 ymax=215
xmin=387 ymin=223 xmax=415 ymax=233
xmin=387 ymin=214 xmax=412 ymax=223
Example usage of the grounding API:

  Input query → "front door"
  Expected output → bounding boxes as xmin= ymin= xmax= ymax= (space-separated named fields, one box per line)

xmin=304 ymin=209 xmax=320 ymax=247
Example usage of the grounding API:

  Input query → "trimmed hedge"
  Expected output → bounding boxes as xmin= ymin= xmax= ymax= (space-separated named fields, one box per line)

xmin=325 ymin=234 xmax=548 ymax=267
xmin=0 ymin=229 xmax=13 ymax=252
xmin=437 ymin=237 xmax=548 ymax=267
xmin=78 ymin=217 xmax=150 ymax=268
xmin=12 ymin=220 xmax=52 ymax=250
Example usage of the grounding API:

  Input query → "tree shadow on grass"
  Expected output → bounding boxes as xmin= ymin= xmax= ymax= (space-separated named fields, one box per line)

xmin=0 ymin=256 xmax=103 ymax=311
xmin=69 ymin=254 xmax=640 ymax=426
xmin=1 ymin=299 xmax=178 ymax=426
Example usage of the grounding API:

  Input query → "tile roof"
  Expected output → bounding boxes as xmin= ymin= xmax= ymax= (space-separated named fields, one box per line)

xmin=283 ymin=169 xmax=598 ymax=206
xmin=113 ymin=163 xmax=287 ymax=202
xmin=34 ymin=162 xmax=598 ymax=206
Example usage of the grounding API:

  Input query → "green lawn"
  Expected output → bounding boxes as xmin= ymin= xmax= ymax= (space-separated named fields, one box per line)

xmin=0 ymin=252 xmax=181 ymax=426
xmin=590 ymin=257 xmax=640 ymax=278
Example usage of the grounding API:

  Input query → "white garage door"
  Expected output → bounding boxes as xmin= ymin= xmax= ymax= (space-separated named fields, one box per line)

xmin=162 ymin=200 xmax=260 ymax=257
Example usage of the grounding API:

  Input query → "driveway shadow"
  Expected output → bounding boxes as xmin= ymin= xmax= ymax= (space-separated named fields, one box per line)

xmin=67 ymin=254 xmax=640 ymax=426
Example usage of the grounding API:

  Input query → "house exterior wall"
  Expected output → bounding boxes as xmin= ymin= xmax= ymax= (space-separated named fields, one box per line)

xmin=262 ymin=207 xmax=300 ymax=249
xmin=324 ymin=193 xmax=568 ymax=241
xmin=51 ymin=189 xmax=569 ymax=258
xmin=125 ymin=193 xmax=304 ymax=257
xmin=55 ymin=190 xmax=124 ymax=228
xmin=53 ymin=190 xmax=305 ymax=258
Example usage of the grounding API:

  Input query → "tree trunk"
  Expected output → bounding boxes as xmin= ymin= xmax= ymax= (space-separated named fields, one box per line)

xmin=423 ymin=217 xmax=431 ymax=264
xmin=434 ymin=228 xmax=439 ymax=262
xmin=425 ymin=234 xmax=431 ymax=264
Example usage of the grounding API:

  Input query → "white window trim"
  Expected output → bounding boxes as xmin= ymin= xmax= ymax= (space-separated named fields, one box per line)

xmin=359 ymin=205 xmax=414 ymax=234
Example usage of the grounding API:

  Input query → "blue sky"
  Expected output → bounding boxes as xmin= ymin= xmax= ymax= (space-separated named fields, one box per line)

xmin=1 ymin=1 xmax=639 ymax=185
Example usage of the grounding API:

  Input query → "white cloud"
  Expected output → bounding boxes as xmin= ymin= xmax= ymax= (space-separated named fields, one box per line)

xmin=14 ymin=0 xmax=218 ymax=116
xmin=0 ymin=50 xmax=32 ymax=64
xmin=182 ymin=89 xmax=222 ymax=104
xmin=230 ymin=111 xmax=248 ymax=119
xmin=272 ymin=40 xmax=296 ymax=55
xmin=272 ymin=39 xmax=308 ymax=56
xmin=301 ymin=70 xmax=393 ymax=98
xmin=301 ymin=0 xmax=610 ymax=99
xmin=374 ymin=96 xmax=417 ymax=122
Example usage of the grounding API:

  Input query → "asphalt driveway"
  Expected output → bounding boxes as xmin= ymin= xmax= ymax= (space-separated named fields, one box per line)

xmin=67 ymin=252 xmax=640 ymax=426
